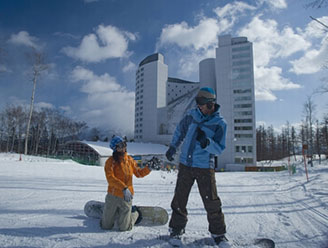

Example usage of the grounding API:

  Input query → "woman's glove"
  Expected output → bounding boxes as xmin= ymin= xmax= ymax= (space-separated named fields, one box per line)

xmin=123 ymin=188 xmax=133 ymax=202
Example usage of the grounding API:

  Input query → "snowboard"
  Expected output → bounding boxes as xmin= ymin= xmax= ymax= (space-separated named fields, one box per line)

xmin=84 ymin=200 xmax=168 ymax=226
xmin=159 ymin=235 xmax=275 ymax=247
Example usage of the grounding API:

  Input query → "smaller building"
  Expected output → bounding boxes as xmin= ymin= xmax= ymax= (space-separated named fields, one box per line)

xmin=59 ymin=140 xmax=168 ymax=167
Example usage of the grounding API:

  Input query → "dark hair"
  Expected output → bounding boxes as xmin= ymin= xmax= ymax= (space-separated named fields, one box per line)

xmin=113 ymin=150 xmax=124 ymax=162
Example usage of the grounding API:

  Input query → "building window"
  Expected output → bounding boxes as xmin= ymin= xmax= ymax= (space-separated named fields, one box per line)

xmin=232 ymin=68 xmax=250 ymax=73
xmin=235 ymin=96 xmax=252 ymax=101
xmin=234 ymin=119 xmax=252 ymax=123
xmin=232 ymin=53 xmax=250 ymax=59
xmin=235 ymin=134 xmax=253 ymax=138
xmin=233 ymin=89 xmax=251 ymax=94
xmin=232 ymin=60 xmax=251 ymax=66
xmin=234 ymin=104 xmax=252 ymax=108
xmin=232 ymin=46 xmax=250 ymax=52
xmin=234 ymin=126 xmax=253 ymax=131
xmin=234 ymin=157 xmax=253 ymax=164
xmin=235 ymin=111 xmax=252 ymax=116
xmin=232 ymin=74 xmax=251 ymax=80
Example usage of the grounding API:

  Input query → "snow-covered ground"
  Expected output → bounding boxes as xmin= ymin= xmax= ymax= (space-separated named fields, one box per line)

xmin=0 ymin=153 xmax=327 ymax=248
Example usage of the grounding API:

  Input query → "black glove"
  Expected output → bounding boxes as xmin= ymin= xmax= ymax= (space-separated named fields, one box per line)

xmin=165 ymin=146 xmax=176 ymax=161
xmin=196 ymin=127 xmax=209 ymax=149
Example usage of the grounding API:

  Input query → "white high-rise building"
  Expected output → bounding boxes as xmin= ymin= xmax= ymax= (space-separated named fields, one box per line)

xmin=214 ymin=35 xmax=256 ymax=170
xmin=134 ymin=35 xmax=256 ymax=170
xmin=134 ymin=54 xmax=168 ymax=142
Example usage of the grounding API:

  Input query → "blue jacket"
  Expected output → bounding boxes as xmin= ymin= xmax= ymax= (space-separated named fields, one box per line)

xmin=170 ymin=105 xmax=226 ymax=169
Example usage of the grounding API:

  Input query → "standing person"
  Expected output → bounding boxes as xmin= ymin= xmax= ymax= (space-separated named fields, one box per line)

xmin=101 ymin=135 xmax=151 ymax=231
xmin=165 ymin=87 xmax=228 ymax=245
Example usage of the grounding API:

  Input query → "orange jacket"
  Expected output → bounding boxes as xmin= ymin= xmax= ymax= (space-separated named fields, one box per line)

xmin=104 ymin=153 xmax=151 ymax=199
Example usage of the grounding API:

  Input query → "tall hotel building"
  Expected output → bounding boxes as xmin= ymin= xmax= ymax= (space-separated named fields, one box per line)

xmin=134 ymin=35 xmax=256 ymax=170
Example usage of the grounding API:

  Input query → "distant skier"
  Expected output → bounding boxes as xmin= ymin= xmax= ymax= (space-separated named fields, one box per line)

xmin=165 ymin=87 xmax=228 ymax=245
xmin=100 ymin=135 xmax=151 ymax=231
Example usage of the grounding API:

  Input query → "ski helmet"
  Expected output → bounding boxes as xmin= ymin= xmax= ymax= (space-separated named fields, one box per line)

xmin=109 ymin=135 xmax=124 ymax=151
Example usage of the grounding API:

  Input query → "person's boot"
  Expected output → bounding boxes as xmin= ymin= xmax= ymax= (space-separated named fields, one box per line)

xmin=212 ymin=234 xmax=230 ymax=247
xmin=169 ymin=227 xmax=185 ymax=246
xmin=131 ymin=205 xmax=142 ymax=225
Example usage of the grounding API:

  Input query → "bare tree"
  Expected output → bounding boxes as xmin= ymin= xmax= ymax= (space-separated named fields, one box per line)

xmin=314 ymin=120 xmax=322 ymax=163
xmin=322 ymin=115 xmax=328 ymax=157
xmin=291 ymin=126 xmax=298 ymax=160
xmin=303 ymin=96 xmax=317 ymax=163
xmin=24 ymin=49 xmax=49 ymax=155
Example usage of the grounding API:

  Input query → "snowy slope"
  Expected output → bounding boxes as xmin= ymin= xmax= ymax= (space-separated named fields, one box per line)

xmin=0 ymin=153 xmax=327 ymax=248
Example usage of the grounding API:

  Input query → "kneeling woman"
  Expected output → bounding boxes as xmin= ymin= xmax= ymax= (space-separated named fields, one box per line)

xmin=101 ymin=136 xmax=151 ymax=231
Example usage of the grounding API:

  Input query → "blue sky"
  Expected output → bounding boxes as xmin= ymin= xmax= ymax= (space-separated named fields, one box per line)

xmin=0 ymin=0 xmax=327 ymax=136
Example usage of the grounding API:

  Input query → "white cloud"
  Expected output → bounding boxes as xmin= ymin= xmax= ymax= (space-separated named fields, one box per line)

xmin=214 ymin=1 xmax=256 ymax=20
xmin=290 ymin=38 xmax=328 ymax=74
xmin=158 ymin=19 xmax=220 ymax=50
xmin=70 ymin=66 xmax=135 ymax=135
xmin=156 ymin=2 xmax=258 ymax=78
xmin=298 ymin=16 xmax=328 ymax=39
xmin=59 ymin=106 xmax=72 ymax=113
xmin=236 ymin=15 xmax=311 ymax=101
xmin=53 ymin=32 xmax=80 ymax=40
xmin=157 ymin=1 xmax=256 ymax=52
xmin=35 ymin=102 xmax=55 ymax=110
xmin=62 ymin=25 xmax=136 ymax=63
xmin=238 ymin=16 xmax=311 ymax=67
xmin=264 ymin=0 xmax=287 ymax=9
xmin=290 ymin=16 xmax=328 ymax=74
xmin=8 ymin=31 xmax=40 ymax=49
xmin=254 ymin=66 xmax=301 ymax=101
xmin=122 ymin=61 xmax=137 ymax=73
xmin=0 ymin=65 xmax=11 ymax=73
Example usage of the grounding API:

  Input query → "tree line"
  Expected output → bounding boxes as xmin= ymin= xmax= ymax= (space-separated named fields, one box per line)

xmin=0 ymin=104 xmax=87 ymax=156
xmin=256 ymin=97 xmax=328 ymax=162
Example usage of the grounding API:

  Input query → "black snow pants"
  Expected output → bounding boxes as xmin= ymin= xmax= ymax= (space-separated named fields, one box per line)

xmin=169 ymin=163 xmax=226 ymax=235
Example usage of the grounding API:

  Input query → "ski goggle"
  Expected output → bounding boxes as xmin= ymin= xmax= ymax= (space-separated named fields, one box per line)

xmin=195 ymin=96 xmax=215 ymax=106
xmin=116 ymin=141 xmax=127 ymax=149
